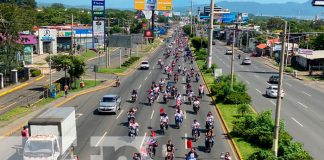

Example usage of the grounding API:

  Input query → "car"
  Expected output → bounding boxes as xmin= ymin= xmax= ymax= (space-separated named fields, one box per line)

xmin=265 ymin=85 xmax=285 ymax=98
xmin=225 ymin=49 xmax=233 ymax=55
xmin=269 ymin=74 xmax=279 ymax=84
xmin=242 ymin=57 xmax=252 ymax=65
xmin=140 ymin=61 xmax=150 ymax=70
xmin=212 ymin=40 xmax=216 ymax=45
xmin=98 ymin=94 xmax=121 ymax=114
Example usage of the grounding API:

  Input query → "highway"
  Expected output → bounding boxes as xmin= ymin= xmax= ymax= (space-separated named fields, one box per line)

xmin=0 ymin=37 xmax=237 ymax=160
xmin=213 ymin=40 xmax=324 ymax=159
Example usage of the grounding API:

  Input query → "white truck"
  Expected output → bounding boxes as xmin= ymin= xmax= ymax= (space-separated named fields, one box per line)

xmin=23 ymin=107 xmax=77 ymax=160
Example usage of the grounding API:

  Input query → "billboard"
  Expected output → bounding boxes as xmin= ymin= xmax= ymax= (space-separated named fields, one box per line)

xmin=134 ymin=0 xmax=172 ymax=11
xmin=92 ymin=0 xmax=106 ymax=48
xmin=108 ymin=35 xmax=132 ymax=48
xmin=222 ymin=13 xmax=236 ymax=23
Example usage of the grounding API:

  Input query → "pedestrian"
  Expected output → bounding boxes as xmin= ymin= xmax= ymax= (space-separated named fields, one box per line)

xmin=21 ymin=125 xmax=29 ymax=148
xmin=64 ymin=84 xmax=69 ymax=98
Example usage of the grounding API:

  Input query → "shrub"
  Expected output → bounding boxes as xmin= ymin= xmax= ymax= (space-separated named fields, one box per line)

xmin=248 ymin=150 xmax=277 ymax=160
xmin=30 ymin=69 xmax=41 ymax=77
xmin=224 ymin=91 xmax=251 ymax=104
xmin=195 ymin=49 xmax=208 ymax=60
xmin=121 ymin=57 xmax=140 ymax=67
xmin=284 ymin=67 xmax=294 ymax=73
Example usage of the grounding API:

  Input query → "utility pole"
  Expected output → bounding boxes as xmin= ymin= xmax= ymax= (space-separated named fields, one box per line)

xmin=190 ymin=0 xmax=193 ymax=35
xmin=246 ymin=31 xmax=249 ymax=50
xmin=106 ymin=18 xmax=110 ymax=68
xmin=49 ymin=52 xmax=52 ymax=96
xmin=207 ymin=0 xmax=214 ymax=68
xmin=285 ymin=24 xmax=290 ymax=68
xmin=230 ymin=29 xmax=236 ymax=89
xmin=71 ymin=14 xmax=74 ymax=55
xmin=273 ymin=21 xmax=287 ymax=157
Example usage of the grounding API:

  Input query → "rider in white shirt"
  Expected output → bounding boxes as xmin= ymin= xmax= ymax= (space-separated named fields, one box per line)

xmin=160 ymin=113 xmax=169 ymax=130
xmin=192 ymin=119 xmax=200 ymax=137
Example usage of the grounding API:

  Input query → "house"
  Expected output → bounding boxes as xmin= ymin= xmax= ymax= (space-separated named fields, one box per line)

xmin=295 ymin=49 xmax=324 ymax=71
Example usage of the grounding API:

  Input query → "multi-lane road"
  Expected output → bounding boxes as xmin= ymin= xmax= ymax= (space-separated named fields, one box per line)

xmin=213 ymin=40 xmax=324 ymax=159
xmin=0 ymin=37 xmax=238 ymax=160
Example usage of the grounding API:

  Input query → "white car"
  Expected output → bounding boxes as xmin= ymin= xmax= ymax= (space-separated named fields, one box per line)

xmin=225 ymin=50 xmax=233 ymax=55
xmin=140 ymin=61 xmax=150 ymax=70
xmin=242 ymin=57 xmax=252 ymax=65
xmin=266 ymin=85 xmax=285 ymax=98
xmin=98 ymin=95 xmax=121 ymax=114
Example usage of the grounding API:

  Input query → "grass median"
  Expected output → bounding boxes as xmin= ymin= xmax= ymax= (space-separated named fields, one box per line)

xmin=0 ymin=80 xmax=102 ymax=123
xmin=196 ymin=59 xmax=260 ymax=159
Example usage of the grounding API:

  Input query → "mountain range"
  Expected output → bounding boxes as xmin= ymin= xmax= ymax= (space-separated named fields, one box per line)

xmin=36 ymin=0 xmax=323 ymax=19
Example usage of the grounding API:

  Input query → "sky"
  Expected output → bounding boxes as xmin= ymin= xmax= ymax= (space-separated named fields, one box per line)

xmin=37 ymin=0 xmax=310 ymax=7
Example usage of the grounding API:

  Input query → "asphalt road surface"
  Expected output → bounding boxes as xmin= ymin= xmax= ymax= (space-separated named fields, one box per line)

xmin=213 ymin=40 xmax=324 ymax=159
xmin=0 ymin=38 xmax=237 ymax=160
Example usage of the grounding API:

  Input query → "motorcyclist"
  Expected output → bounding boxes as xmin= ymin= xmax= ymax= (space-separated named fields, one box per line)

xmin=193 ymin=98 xmax=200 ymax=111
xmin=129 ymin=119 xmax=139 ymax=136
xmin=165 ymin=140 xmax=175 ymax=160
xmin=178 ymin=65 xmax=181 ymax=73
xmin=192 ymin=119 xmax=200 ymax=137
xmin=132 ymin=153 xmax=141 ymax=160
xmin=195 ymin=73 xmax=200 ymax=82
xmin=186 ymin=148 xmax=199 ymax=160
xmin=206 ymin=111 xmax=214 ymax=129
xmin=115 ymin=76 xmax=120 ymax=87
xmin=160 ymin=113 xmax=169 ymax=130
xmin=188 ymin=90 xmax=194 ymax=102
xmin=127 ymin=107 xmax=137 ymax=122
xmin=174 ymin=73 xmax=179 ymax=82
xmin=174 ymin=109 xmax=183 ymax=127
xmin=186 ymin=83 xmax=192 ymax=94
xmin=198 ymin=84 xmax=204 ymax=96
xmin=131 ymin=89 xmax=138 ymax=100
xmin=148 ymin=133 xmax=158 ymax=156
xmin=205 ymin=129 xmax=214 ymax=147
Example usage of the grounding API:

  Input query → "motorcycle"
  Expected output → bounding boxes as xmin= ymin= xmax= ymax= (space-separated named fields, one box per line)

xmin=128 ymin=126 xmax=137 ymax=137
xmin=186 ymin=77 xmax=191 ymax=84
xmin=206 ymin=120 xmax=214 ymax=130
xmin=131 ymin=94 xmax=137 ymax=102
xmin=160 ymin=122 xmax=167 ymax=135
xmin=198 ymin=89 xmax=204 ymax=97
xmin=188 ymin=96 xmax=192 ymax=105
xmin=193 ymin=103 xmax=200 ymax=114
xmin=127 ymin=113 xmax=135 ymax=122
xmin=116 ymin=80 xmax=120 ymax=87
xmin=192 ymin=128 xmax=199 ymax=142
xmin=163 ymin=95 xmax=168 ymax=103
xmin=175 ymin=116 xmax=182 ymax=129
xmin=148 ymin=143 xmax=156 ymax=159
xmin=196 ymin=76 xmax=199 ymax=82
xmin=148 ymin=96 xmax=154 ymax=105
xmin=205 ymin=136 xmax=214 ymax=153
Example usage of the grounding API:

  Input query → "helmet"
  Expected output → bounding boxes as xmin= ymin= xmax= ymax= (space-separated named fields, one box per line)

xmin=193 ymin=119 xmax=197 ymax=123
xmin=207 ymin=111 xmax=212 ymax=116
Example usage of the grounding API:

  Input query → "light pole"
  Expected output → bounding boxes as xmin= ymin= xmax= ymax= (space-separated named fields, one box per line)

xmin=285 ymin=24 xmax=290 ymax=68
xmin=273 ymin=20 xmax=287 ymax=157
xmin=207 ymin=0 xmax=214 ymax=68
xmin=190 ymin=0 xmax=193 ymax=35
xmin=230 ymin=29 xmax=236 ymax=89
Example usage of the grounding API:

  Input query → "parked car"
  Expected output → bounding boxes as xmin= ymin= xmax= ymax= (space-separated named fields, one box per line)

xmin=266 ymin=85 xmax=285 ymax=98
xmin=269 ymin=74 xmax=280 ymax=84
xmin=140 ymin=61 xmax=150 ymax=70
xmin=98 ymin=94 xmax=121 ymax=114
xmin=225 ymin=49 xmax=233 ymax=55
xmin=241 ymin=57 xmax=252 ymax=65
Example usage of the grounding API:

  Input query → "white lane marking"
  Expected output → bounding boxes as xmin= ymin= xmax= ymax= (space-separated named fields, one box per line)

xmin=144 ymin=76 xmax=148 ymax=80
xmin=184 ymin=111 xmax=187 ymax=120
xmin=245 ymin=80 xmax=250 ymax=84
xmin=297 ymin=102 xmax=309 ymax=109
xmin=269 ymin=100 xmax=276 ymax=106
xmin=183 ymin=77 xmax=185 ymax=81
xmin=183 ymin=85 xmax=186 ymax=90
xmin=95 ymin=131 xmax=108 ymax=147
xmin=302 ymin=91 xmax=311 ymax=97
xmin=149 ymin=71 xmax=152 ymax=75
xmin=76 ymin=113 xmax=83 ymax=120
xmin=285 ymin=83 xmax=292 ymax=87
xmin=185 ymin=133 xmax=188 ymax=149
xmin=150 ymin=110 xmax=155 ymax=119
xmin=291 ymin=117 xmax=304 ymax=127
xmin=140 ymin=132 xmax=147 ymax=148
xmin=254 ymin=75 xmax=259 ymax=78
xmin=116 ymin=110 xmax=124 ymax=119
xmin=153 ymin=66 xmax=155 ymax=69
xmin=255 ymin=89 xmax=262 ymax=94
xmin=183 ymin=96 xmax=186 ymax=101
xmin=138 ymin=84 xmax=142 ymax=90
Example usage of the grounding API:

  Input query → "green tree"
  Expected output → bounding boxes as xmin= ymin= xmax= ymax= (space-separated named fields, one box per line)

xmin=46 ymin=54 xmax=86 ymax=88
xmin=182 ymin=25 xmax=192 ymax=36
xmin=157 ymin=15 xmax=168 ymax=23
xmin=0 ymin=3 xmax=35 ymax=74
xmin=0 ymin=0 xmax=37 ymax=8
xmin=191 ymin=37 xmax=208 ymax=50
xmin=112 ymin=25 xmax=122 ymax=33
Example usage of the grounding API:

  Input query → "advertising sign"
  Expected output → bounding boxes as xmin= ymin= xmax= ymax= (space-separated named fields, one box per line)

xmin=299 ymin=49 xmax=314 ymax=55
xmin=92 ymin=0 xmax=106 ymax=48
xmin=39 ymin=29 xmax=56 ymax=42
xmin=134 ymin=0 xmax=172 ymax=11
xmin=222 ymin=13 xmax=236 ymax=23
xmin=157 ymin=0 xmax=172 ymax=11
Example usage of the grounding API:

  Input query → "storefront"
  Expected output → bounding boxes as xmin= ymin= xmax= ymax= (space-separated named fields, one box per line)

xmin=16 ymin=35 xmax=37 ymax=65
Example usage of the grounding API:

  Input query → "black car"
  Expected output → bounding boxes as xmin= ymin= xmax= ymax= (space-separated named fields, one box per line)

xmin=269 ymin=74 xmax=279 ymax=84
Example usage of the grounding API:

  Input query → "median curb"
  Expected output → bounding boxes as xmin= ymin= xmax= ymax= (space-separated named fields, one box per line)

xmin=115 ymin=43 xmax=162 ymax=76
xmin=1 ymin=80 xmax=114 ymax=138
xmin=0 ymin=74 xmax=45 ymax=97
xmin=195 ymin=61 xmax=243 ymax=160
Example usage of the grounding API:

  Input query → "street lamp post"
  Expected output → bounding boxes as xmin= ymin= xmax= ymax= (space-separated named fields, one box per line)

xmin=207 ymin=0 xmax=214 ymax=68
xmin=273 ymin=20 xmax=287 ymax=157
xmin=230 ymin=29 xmax=236 ymax=89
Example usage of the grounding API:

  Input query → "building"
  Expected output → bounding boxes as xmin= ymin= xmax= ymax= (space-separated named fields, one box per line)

xmin=295 ymin=50 xmax=324 ymax=71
